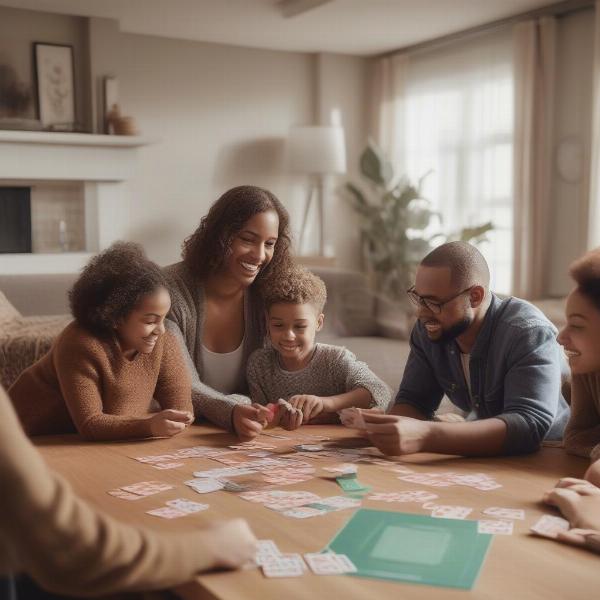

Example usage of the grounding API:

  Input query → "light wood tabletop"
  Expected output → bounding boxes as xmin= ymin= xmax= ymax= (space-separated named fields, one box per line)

xmin=35 ymin=425 xmax=598 ymax=600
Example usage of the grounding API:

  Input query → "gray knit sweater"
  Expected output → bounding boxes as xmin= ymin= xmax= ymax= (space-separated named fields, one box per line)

xmin=163 ymin=261 xmax=266 ymax=431
xmin=246 ymin=343 xmax=391 ymax=412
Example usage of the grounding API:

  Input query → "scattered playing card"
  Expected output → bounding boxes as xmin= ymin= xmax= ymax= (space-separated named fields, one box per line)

xmin=429 ymin=504 xmax=473 ymax=520
xmin=120 ymin=481 xmax=174 ymax=497
xmin=368 ymin=490 xmax=439 ymax=503
xmin=478 ymin=519 xmax=514 ymax=535
xmin=322 ymin=464 xmax=358 ymax=474
xmin=184 ymin=478 xmax=225 ymax=493
xmin=146 ymin=506 xmax=188 ymax=519
xmin=151 ymin=462 xmax=185 ymax=470
xmin=261 ymin=553 xmax=306 ymax=577
xmin=483 ymin=507 xmax=525 ymax=520
xmin=304 ymin=552 xmax=357 ymax=575
xmin=282 ymin=506 xmax=327 ymax=519
xmin=165 ymin=498 xmax=209 ymax=513
xmin=293 ymin=444 xmax=324 ymax=452
xmin=107 ymin=489 xmax=144 ymax=501
xmin=530 ymin=515 xmax=570 ymax=539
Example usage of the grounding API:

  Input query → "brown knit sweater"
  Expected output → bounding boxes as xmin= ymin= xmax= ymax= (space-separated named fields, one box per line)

xmin=0 ymin=384 xmax=224 ymax=594
xmin=9 ymin=322 xmax=192 ymax=441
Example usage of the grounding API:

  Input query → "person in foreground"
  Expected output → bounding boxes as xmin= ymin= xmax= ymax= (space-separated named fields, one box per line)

xmin=0 ymin=384 xmax=257 ymax=597
xmin=246 ymin=264 xmax=391 ymax=429
xmin=164 ymin=185 xmax=292 ymax=440
xmin=557 ymin=247 xmax=600 ymax=487
xmin=9 ymin=242 xmax=193 ymax=441
xmin=364 ymin=241 xmax=569 ymax=457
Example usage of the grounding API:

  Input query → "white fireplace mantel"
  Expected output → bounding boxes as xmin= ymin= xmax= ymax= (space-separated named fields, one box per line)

xmin=0 ymin=131 xmax=155 ymax=274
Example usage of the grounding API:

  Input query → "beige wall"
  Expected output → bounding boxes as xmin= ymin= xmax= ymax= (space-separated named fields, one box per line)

xmin=549 ymin=8 xmax=595 ymax=296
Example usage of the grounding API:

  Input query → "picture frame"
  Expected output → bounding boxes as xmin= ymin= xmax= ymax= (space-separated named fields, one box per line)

xmin=33 ymin=42 xmax=76 ymax=130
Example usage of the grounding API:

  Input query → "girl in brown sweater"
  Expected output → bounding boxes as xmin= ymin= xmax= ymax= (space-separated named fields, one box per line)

xmin=9 ymin=242 xmax=193 ymax=441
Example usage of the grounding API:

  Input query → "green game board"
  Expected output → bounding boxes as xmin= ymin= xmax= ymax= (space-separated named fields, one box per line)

xmin=326 ymin=509 xmax=492 ymax=589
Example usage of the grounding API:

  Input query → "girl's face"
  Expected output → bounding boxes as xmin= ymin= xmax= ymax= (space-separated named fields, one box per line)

xmin=224 ymin=210 xmax=279 ymax=286
xmin=115 ymin=286 xmax=171 ymax=356
xmin=557 ymin=288 xmax=600 ymax=374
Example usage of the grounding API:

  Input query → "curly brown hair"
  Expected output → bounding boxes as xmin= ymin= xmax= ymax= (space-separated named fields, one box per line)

xmin=69 ymin=242 xmax=168 ymax=337
xmin=569 ymin=247 xmax=600 ymax=311
xmin=182 ymin=185 xmax=292 ymax=282
xmin=262 ymin=264 xmax=327 ymax=313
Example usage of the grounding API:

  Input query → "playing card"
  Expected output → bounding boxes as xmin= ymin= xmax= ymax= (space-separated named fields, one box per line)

xmin=282 ymin=506 xmax=326 ymax=518
xmin=255 ymin=540 xmax=282 ymax=566
xmin=107 ymin=489 xmax=144 ymax=501
xmin=184 ymin=478 xmax=225 ymax=493
xmin=134 ymin=454 xmax=176 ymax=464
xmin=304 ymin=552 xmax=356 ymax=575
xmin=294 ymin=444 xmax=324 ymax=452
xmin=530 ymin=515 xmax=570 ymax=539
xmin=261 ymin=554 xmax=306 ymax=577
xmin=317 ymin=496 xmax=362 ymax=510
xmin=120 ymin=481 xmax=174 ymax=496
xmin=429 ymin=504 xmax=473 ymax=519
xmin=151 ymin=462 xmax=185 ymax=470
xmin=338 ymin=407 xmax=366 ymax=430
xmin=368 ymin=490 xmax=439 ymax=503
xmin=483 ymin=507 xmax=525 ymax=520
xmin=146 ymin=506 xmax=187 ymax=519
xmin=478 ymin=519 xmax=514 ymax=535
xmin=322 ymin=464 xmax=358 ymax=474
xmin=165 ymin=498 xmax=209 ymax=513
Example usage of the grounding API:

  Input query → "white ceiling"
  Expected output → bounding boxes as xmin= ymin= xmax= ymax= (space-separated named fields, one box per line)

xmin=1 ymin=0 xmax=560 ymax=56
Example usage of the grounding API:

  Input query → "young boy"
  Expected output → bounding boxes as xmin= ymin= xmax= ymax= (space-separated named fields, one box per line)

xmin=247 ymin=265 xmax=391 ymax=429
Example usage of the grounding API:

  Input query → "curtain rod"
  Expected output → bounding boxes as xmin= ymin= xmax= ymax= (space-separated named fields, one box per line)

xmin=378 ymin=0 xmax=594 ymax=59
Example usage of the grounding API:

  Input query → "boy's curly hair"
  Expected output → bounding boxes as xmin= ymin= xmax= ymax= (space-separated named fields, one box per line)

xmin=69 ymin=242 xmax=168 ymax=337
xmin=570 ymin=247 xmax=600 ymax=311
xmin=181 ymin=185 xmax=292 ymax=282
xmin=261 ymin=264 xmax=327 ymax=313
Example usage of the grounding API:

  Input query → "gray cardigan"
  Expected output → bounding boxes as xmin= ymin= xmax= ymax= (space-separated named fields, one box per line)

xmin=163 ymin=261 xmax=266 ymax=430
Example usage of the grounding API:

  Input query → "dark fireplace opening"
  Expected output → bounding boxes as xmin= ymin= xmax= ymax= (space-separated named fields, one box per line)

xmin=0 ymin=187 xmax=32 ymax=253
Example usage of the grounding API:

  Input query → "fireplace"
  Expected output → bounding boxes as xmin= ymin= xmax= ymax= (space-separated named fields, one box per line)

xmin=0 ymin=186 xmax=31 ymax=253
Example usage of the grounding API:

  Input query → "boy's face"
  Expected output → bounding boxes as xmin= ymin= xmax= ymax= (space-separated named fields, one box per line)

xmin=268 ymin=302 xmax=324 ymax=366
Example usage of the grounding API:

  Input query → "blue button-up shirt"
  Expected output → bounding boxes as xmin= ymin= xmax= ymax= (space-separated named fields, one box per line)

xmin=395 ymin=293 xmax=570 ymax=455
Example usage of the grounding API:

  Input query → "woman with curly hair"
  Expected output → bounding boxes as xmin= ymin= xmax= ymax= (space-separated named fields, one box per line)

xmin=164 ymin=185 xmax=292 ymax=439
xmin=9 ymin=242 xmax=193 ymax=440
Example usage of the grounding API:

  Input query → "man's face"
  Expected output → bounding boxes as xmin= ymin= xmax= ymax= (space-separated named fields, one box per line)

xmin=413 ymin=266 xmax=473 ymax=344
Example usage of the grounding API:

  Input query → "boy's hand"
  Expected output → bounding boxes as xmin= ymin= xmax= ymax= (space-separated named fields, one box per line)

xmin=278 ymin=402 xmax=304 ymax=430
xmin=232 ymin=404 xmax=269 ymax=440
xmin=289 ymin=394 xmax=327 ymax=422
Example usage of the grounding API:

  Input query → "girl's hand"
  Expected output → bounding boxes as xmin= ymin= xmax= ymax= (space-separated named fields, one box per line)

xmin=232 ymin=404 xmax=268 ymax=440
xmin=289 ymin=394 xmax=326 ymax=422
xmin=279 ymin=403 xmax=303 ymax=430
xmin=149 ymin=409 xmax=192 ymax=437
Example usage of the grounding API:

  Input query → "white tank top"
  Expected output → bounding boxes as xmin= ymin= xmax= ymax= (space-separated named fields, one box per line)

xmin=201 ymin=339 xmax=245 ymax=394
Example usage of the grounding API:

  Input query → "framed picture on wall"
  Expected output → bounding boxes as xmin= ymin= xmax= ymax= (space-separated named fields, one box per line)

xmin=33 ymin=42 xmax=76 ymax=130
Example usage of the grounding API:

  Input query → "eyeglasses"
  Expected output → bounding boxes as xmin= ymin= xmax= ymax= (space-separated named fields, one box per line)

xmin=406 ymin=286 xmax=473 ymax=315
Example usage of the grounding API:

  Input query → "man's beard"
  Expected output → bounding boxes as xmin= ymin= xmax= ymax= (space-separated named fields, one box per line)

xmin=430 ymin=316 xmax=472 ymax=344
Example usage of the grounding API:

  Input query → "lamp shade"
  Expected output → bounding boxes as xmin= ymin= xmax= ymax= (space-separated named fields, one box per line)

xmin=288 ymin=125 xmax=347 ymax=175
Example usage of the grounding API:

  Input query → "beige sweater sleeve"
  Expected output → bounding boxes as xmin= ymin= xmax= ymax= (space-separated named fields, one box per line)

xmin=564 ymin=374 xmax=600 ymax=458
xmin=154 ymin=330 xmax=193 ymax=412
xmin=0 ymin=385 xmax=218 ymax=596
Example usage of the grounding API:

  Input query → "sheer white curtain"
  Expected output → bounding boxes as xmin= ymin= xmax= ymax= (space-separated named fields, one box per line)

xmin=512 ymin=17 xmax=556 ymax=299
xmin=370 ymin=30 xmax=514 ymax=294
xmin=588 ymin=0 xmax=600 ymax=249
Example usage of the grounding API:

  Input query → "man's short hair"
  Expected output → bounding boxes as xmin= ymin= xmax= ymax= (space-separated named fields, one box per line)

xmin=569 ymin=247 xmax=600 ymax=311
xmin=262 ymin=264 xmax=327 ymax=313
xmin=421 ymin=241 xmax=490 ymax=289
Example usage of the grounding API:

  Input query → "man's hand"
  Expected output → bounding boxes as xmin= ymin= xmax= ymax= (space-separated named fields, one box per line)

xmin=232 ymin=403 xmax=270 ymax=440
xmin=363 ymin=412 xmax=432 ymax=456
xmin=288 ymin=394 xmax=326 ymax=422
xmin=149 ymin=409 xmax=193 ymax=437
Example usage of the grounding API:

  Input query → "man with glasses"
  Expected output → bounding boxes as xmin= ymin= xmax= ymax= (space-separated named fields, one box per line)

xmin=364 ymin=241 xmax=569 ymax=457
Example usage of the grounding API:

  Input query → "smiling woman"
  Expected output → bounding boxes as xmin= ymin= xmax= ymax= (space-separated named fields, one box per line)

xmin=163 ymin=185 xmax=293 ymax=438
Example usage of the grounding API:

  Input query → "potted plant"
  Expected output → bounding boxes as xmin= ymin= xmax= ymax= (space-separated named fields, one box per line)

xmin=345 ymin=141 xmax=492 ymax=337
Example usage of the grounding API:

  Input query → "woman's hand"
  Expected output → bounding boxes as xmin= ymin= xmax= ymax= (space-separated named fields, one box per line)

xmin=149 ymin=409 xmax=193 ymax=437
xmin=232 ymin=404 xmax=269 ymax=440
xmin=288 ymin=394 xmax=326 ymax=422
xmin=202 ymin=518 xmax=258 ymax=569
xmin=278 ymin=402 xmax=304 ymax=430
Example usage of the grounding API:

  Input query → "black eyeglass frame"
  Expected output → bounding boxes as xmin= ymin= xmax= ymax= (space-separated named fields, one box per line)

xmin=406 ymin=286 xmax=474 ymax=314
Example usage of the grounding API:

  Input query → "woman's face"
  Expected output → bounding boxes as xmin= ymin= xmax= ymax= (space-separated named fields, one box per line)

xmin=557 ymin=288 xmax=600 ymax=374
xmin=223 ymin=209 xmax=279 ymax=286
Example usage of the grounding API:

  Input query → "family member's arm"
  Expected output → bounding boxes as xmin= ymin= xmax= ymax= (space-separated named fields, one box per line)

xmin=391 ymin=327 xmax=445 ymax=419
xmin=246 ymin=351 xmax=269 ymax=405
xmin=154 ymin=331 xmax=193 ymax=414
xmin=564 ymin=374 xmax=600 ymax=458
xmin=0 ymin=386 xmax=257 ymax=596
xmin=165 ymin=318 xmax=251 ymax=431
xmin=54 ymin=339 xmax=156 ymax=441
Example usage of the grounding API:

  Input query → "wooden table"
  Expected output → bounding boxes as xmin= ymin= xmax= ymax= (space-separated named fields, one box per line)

xmin=36 ymin=425 xmax=598 ymax=600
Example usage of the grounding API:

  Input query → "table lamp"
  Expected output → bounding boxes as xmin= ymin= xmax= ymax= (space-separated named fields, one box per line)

xmin=288 ymin=125 xmax=346 ymax=255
